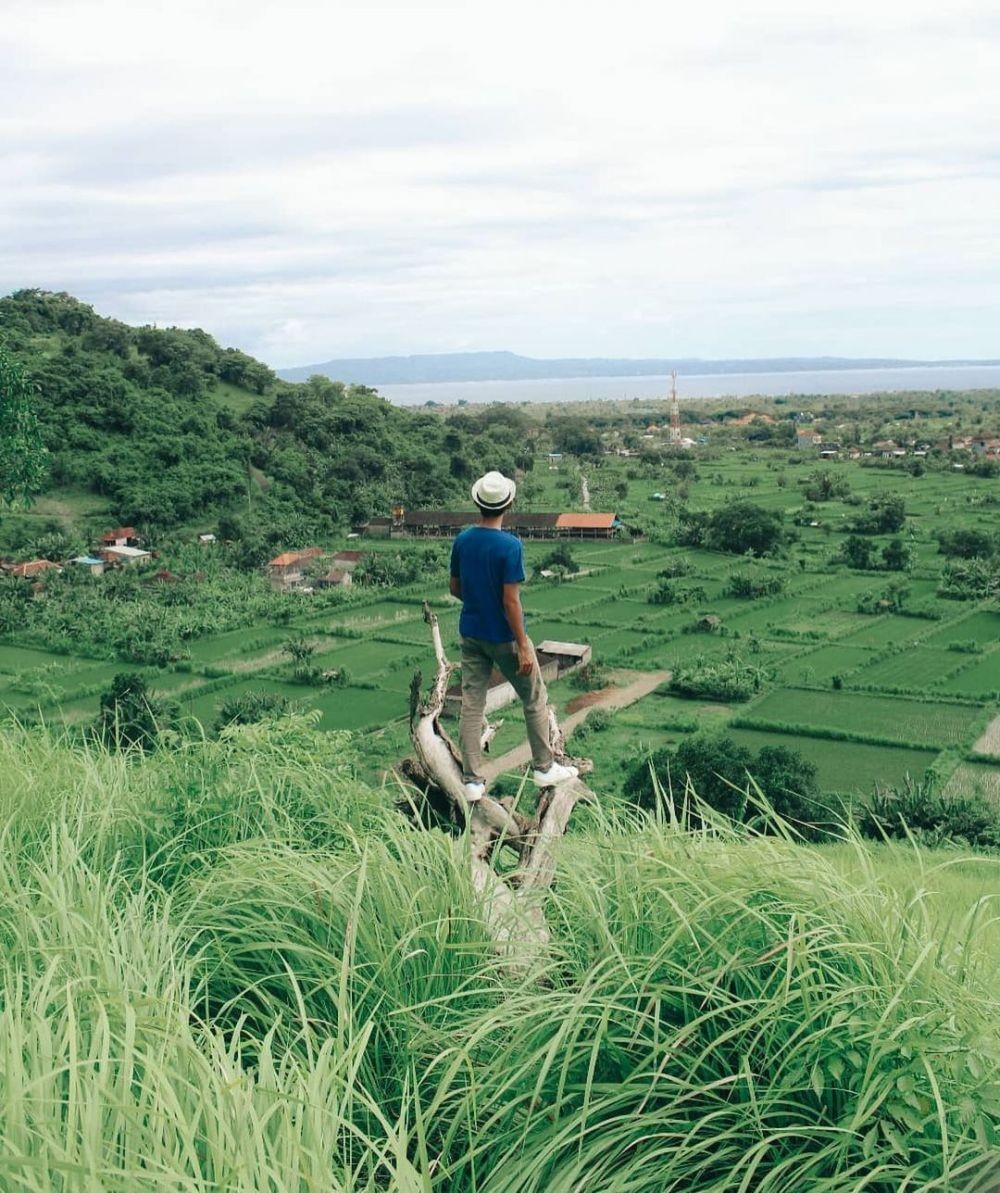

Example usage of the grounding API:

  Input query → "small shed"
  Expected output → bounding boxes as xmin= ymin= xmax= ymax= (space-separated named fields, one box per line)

xmin=536 ymin=640 xmax=592 ymax=672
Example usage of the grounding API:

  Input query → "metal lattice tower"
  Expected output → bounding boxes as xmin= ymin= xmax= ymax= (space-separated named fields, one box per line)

xmin=669 ymin=370 xmax=681 ymax=444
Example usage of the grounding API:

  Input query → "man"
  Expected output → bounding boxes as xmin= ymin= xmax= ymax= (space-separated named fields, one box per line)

xmin=450 ymin=470 xmax=578 ymax=801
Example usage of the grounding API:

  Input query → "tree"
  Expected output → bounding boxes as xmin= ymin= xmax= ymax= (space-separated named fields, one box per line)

xmin=705 ymin=502 xmax=785 ymax=555
xmin=95 ymin=673 xmax=175 ymax=751
xmin=881 ymin=538 xmax=911 ymax=571
xmin=838 ymin=535 xmax=876 ymax=570
xmin=0 ymin=343 xmax=48 ymax=507
xmin=849 ymin=491 xmax=906 ymax=534
xmin=625 ymin=733 xmax=754 ymax=819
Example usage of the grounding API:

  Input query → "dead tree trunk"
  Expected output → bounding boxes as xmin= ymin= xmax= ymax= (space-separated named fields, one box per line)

xmin=407 ymin=602 xmax=595 ymax=952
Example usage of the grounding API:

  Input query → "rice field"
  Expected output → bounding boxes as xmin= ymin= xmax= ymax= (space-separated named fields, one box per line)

xmin=747 ymin=687 xmax=985 ymax=749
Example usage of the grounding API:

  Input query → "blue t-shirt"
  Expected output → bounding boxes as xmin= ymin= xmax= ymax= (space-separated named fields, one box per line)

xmin=450 ymin=526 xmax=525 ymax=642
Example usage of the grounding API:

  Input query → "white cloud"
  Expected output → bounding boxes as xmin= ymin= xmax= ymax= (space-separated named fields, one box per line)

xmin=1 ymin=0 xmax=998 ymax=363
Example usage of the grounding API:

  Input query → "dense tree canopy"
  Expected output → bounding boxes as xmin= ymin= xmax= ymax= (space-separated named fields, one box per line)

xmin=0 ymin=290 xmax=540 ymax=534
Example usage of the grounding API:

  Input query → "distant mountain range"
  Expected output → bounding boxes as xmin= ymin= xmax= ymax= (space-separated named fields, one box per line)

xmin=277 ymin=351 xmax=1000 ymax=387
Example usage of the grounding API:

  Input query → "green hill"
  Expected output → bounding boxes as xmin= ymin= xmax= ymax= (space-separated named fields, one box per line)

xmin=0 ymin=290 xmax=534 ymax=546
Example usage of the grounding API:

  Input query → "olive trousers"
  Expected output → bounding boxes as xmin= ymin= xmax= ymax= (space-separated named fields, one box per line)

xmin=458 ymin=636 xmax=553 ymax=783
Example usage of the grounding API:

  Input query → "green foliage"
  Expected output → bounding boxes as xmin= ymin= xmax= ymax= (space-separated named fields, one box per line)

xmin=0 ymin=341 xmax=48 ymax=507
xmin=858 ymin=579 xmax=910 ymax=614
xmin=355 ymin=546 xmax=444 ymax=587
xmin=213 ymin=688 xmax=291 ymax=732
xmin=938 ymin=557 xmax=999 ymax=601
xmin=849 ymin=491 xmax=907 ymax=534
xmin=624 ymin=732 xmax=823 ymax=832
xmin=839 ymin=534 xmax=877 ymax=569
xmin=802 ymin=468 xmax=850 ymax=501
xmin=535 ymin=542 xmax=579 ymax=574
xmin=859 ymin=777 xmax=1000 ymax=849
xmin=95 ymin=672 xmax=177 ymax=751
xmin=881 ymin=537 xmax=912 ymax=571
xmin=724 ymin=569 xmax=785 ymax=597
xmin=678 ymin=500 xmax=786 ymax=555
xmin=937 ymin=528 xmax=998 ymax=559
xmin=568 ymin=661 xmax=611 ymax=691
xmin=0 ymin=723 xmax=997 ymax=1186
xmin=669 ymin=652 xmax=770 ymax=702
xmin=0 ymin=290 xmax=538 ymax=530
xmin=571 ymin=706 xmax=614 ymax=741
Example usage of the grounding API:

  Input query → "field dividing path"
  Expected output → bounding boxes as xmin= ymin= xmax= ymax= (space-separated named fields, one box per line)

xmin=483 ymin=669 xmax=670 ymax=782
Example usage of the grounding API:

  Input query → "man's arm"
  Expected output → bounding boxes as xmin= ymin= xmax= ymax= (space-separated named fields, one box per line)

xmin=449 ymin=576 xmax=461 ymax=599
xmin=502 ymin=582 xmax=534 ymax=675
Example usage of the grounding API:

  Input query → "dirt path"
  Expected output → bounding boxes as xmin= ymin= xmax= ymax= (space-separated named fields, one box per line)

xmin=482 ymin=669 xmax=670 ymax=782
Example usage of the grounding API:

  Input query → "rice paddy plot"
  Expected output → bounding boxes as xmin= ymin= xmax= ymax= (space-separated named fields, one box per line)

xmin=647 ymin=635 xmax=731 ymax=669
xmin=748 ymin=687 xmax=984 ymax=749
xmin=921 ymin=610 xmax=1000 ymax=648
xmin=0 ymin=644 xmax=81 ymax=674
xmin=336 ymin=601 xmax=424 ymax=628
xmin=841 ymin=615 xmax=939 ymax=648
xmin=187 ymin=626 xmax=287 ymax=662
xmin=853 ymin=647 xmax=969 ymax=690
xmin=311 ymin=640 xmax=414 ymax=676
xmin=942 ymin=761 xmax=1000 ymax=803
xmin=310 ymin=685 xmax=408 ymax=731
xmin=939 ymin=651 xmax=1000 ymax=698
xmin=590 ymin=627 xmax=661 ymax=657
xmin=773 ymin=643 xmax=873 ymax=684
xmin=521 ymin=583 xmax=609 ymax=614
xmin=726 ymin=727 xmax=938 ymax=795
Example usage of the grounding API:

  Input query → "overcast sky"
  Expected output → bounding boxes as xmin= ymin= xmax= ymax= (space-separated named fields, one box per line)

xmin=3 ymin=0 xmax=999 ymax=366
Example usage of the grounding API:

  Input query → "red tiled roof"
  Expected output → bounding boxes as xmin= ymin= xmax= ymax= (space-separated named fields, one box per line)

xmin=103 ymin=526 xmax=138 ymax=539
xmin=268 ymin=552 xmax=304 ymax=568
xmin=555 ymin=513 xmax=617 ymax=529
xmin=9 ymin=559 xmax=59 ymax=578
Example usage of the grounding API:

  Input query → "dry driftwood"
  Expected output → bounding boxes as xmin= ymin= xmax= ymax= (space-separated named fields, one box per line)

xmin=407 ymin=602 xmax=595 ymax=951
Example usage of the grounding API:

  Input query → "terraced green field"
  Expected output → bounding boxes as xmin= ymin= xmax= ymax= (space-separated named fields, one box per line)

xmin=2 ymin=445 xmax=996 ymax=805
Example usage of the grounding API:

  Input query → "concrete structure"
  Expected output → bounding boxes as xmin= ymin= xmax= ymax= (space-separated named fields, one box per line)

xmin=70 ymin=555 xmax=105 ymax=575
xmin=797 ymin=429 xmax=822 ymax=451
xmin=101 ymin=546 xmax=152 ymax=567
xmin=536 ymin=641 xmax=593 ymax=670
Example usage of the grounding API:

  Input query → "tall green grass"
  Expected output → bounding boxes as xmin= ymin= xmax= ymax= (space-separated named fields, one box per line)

xmin=0 ymin=720 xmax=997 ymax=1190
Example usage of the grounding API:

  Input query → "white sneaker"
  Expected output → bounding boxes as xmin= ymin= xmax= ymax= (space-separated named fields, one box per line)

xmin=464 ymin=781 xmax=486 ymax=802
xmin=532 ymin=762 xmax=579 ymax=787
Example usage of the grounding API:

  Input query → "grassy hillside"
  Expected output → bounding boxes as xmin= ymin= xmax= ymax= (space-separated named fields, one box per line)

xmin=0 ymin=719 xmax=997 ymax=1189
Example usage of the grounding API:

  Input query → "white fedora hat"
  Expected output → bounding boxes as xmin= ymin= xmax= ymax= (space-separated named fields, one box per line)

xmin=471 ymin=470 xmax=516 ymax=511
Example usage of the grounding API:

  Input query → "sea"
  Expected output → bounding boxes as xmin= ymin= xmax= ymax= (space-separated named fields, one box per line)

xmin=378 ymin=364 xmax=1000 ymax=408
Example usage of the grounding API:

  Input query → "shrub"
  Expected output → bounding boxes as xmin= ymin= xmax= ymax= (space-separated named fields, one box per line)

xmin=572 ymin=707 xmax=614 ymax=741
xmin=214 ymin=689 xmax=291 ymax=732
xmin=94 ymin=672 xmax=177 ymax=751
xmin=723 ymin=571 xmax=785 ymax=598
xmin=669 ymin=653 xmax=769 ymax=702
xmin=858 ymin=778 xmax=1000 ymax=850
xmin=569 ymin=662 xmax=611 ymax=691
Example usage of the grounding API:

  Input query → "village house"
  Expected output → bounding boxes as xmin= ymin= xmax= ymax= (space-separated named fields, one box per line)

xmin=102 ymin=526 xmax=141 ymax=548
xmin=330 ymin=550 xmax=364 ymax=572
xmin=360 ymin=508 xmax=622 ymax=541
xmin=100 ymin=545 xmax=153 ymax=567
xmin=266 ymin=548 xmax=325 ymax=590
xmin=796 ymin=429 xmax=822 ymax=451
xmin=1 ymin=559 xmax=61 ymax=580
